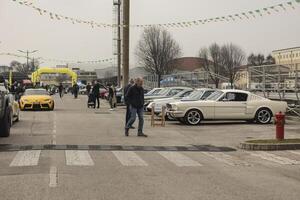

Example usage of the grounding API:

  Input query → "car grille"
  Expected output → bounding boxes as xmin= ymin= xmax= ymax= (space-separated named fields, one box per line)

xmin=24 ymin=104 xmax=32 ymax=109
xmin=33 ymin=104 xmax=41 ymax=110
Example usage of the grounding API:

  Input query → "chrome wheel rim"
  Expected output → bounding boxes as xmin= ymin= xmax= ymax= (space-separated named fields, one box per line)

xmin=187 ymin=111 xmax=201 ymax=125
xmin=257 ymin=110 xmax=271 ymax=123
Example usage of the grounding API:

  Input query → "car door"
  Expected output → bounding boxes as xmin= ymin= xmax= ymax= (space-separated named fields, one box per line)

xmin=214 ymin=92 xmax=248 ymax=119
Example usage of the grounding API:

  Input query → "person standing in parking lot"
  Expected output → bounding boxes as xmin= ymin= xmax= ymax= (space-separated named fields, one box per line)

xmin=58 ymin=83 xmax=64 ymax=98
xmin=92 ymin=80 xmax=100 ymax=109
xmin=125 ymin=77 xmax=147 ymax=137
xmin=86 ymin=83 xmax=91 ymax=95
xmin=124 ymin=78 xmax=135 ymax=127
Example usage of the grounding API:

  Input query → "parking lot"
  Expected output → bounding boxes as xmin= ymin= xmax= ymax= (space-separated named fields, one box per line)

xmin=0 ymin=94 xmax=299 ymax=200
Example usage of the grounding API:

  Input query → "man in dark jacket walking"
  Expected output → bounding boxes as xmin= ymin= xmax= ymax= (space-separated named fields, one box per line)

xmin=125 ymin=77 xmax=147 ymax=137
xmin=124 ymin=78 xmax=135 ymax=126
xmin=92 ymin=80 xmax=100 ymax=109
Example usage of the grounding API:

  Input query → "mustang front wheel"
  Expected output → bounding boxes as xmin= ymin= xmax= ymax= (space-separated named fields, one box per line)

xmin=184 ymin=109 xmax=202 ymax=125
xmin=255 ymin=108 xmax=272 ymax=124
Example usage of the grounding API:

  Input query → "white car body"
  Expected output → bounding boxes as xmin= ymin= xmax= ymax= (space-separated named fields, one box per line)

xmin=147 ymin=89 xmax=193 ymax=113
xmin=148 ymin=88 xmax=216 ymax=113
xmin=169 ymin=89 xmax=288 ymax=125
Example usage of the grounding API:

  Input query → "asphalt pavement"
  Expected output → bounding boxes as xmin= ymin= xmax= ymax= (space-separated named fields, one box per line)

xmin=0 ymin=94 xmax=299 ymax=200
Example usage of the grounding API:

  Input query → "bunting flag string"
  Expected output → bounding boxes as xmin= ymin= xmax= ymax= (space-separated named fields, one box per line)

xmin=11 ymin=0 xmax=300 ymax=29
xmin=0 ymin=52 xmax=114 ymax=64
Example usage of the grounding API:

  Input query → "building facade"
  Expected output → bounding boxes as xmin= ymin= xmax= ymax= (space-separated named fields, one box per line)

xmin=272 ymin=47 xmax=300 ymax=69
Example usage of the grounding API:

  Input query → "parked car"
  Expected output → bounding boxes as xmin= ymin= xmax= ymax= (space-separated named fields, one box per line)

xmin=147 ymin=88 xmax=194 ymax=113
xmin=145 ymin=88 xmax=164 ymax=96
xmin=144 ymin=87 xmax=191 ymax=108
xmin=19 ymin=88 xmax=55 ymax=111
xmin=8 ymin=93 xmax=20 ymax=123
xmin=0 ymin=79 xmax=12 ymax=137
xmin=168 ymin=89 xmax=288 ymax=125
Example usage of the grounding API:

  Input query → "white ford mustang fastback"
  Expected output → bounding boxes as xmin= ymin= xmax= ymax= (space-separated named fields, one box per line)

xmin=168 ymin=89 xmax=288 ymax=125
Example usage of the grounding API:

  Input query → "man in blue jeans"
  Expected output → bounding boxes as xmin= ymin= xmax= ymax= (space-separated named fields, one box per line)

xmin=125 ymin=77 xmax=147 ymax=137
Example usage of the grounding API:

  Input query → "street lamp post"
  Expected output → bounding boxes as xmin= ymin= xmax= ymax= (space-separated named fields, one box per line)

xmin=17 ymin=49 xmax=38 ymax=71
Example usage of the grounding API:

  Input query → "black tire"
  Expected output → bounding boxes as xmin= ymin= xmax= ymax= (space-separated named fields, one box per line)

xmin=184 ymin=109 xmax=202 ymax=125
xmin=50 ymin=103 xmax=55 ymax=111
xmin=255 ymin=108 xmax=272 ymax=124
xmin=0 ymin=107 xmax=11 ymax=137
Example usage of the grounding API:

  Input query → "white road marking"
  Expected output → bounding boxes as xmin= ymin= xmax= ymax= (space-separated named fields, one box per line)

xmin=158 ymin=152 xmax=202 ymax=167
xmin=65 ymin=151 xmax=94 ymax=166
xmin=289 ymin=151 xmax=300 ymax=156
xmin=10 ymin=151 xmax=41 ymax=167
xmin=49 ymin=166 xmax=58 ymax=188
xmin=112 ymin=151 xmax=148 ymax=166
xmin=250 ymin=152 xmax=300 ymax=165
xmin=203 ymin=152 xmax=251 ymax=166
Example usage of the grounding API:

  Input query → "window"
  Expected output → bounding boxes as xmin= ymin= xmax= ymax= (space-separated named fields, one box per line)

xmin=200 ymin=91 xmax=215 ymax=100
xmin=168 ymin=89 xmax=183 ymax=96
xmin=220 ymin=92 xmax=248 ymax=102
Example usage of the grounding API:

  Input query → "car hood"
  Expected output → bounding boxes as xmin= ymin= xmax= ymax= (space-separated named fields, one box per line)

xmin=171 ymin=100 xmax=215 ymax=106
xmin=145 ymin=95 xmax=169 ymax=101
xmin=21 ymin=95 xmax=52 ymax=101
xmin=152 ymin=97 xmax=179 ymax=104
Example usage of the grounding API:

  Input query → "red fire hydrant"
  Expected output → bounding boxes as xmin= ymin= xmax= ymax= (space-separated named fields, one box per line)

xmin=274 ymin=112 xmax=285 ymax=140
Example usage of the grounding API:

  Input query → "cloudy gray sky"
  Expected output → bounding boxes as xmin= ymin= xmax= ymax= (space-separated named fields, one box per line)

xmin=0 ymin=0 xmax=300 ymax=70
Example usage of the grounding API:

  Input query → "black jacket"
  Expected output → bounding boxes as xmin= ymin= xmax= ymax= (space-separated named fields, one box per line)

xmin=123 ymin=83 xmax=132 ymax=105
xmin=125 ymin=84 xmax=144 ymax=108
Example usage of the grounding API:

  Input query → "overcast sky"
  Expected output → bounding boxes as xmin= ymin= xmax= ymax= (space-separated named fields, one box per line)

xmin=0 ymin=0 xmax=300 ymax=70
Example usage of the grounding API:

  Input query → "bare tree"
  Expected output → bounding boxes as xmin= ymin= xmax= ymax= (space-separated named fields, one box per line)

xmin=136 ymin=26 xmax=181 ymax=87
xmin=221 ymin=44 xmax=246 ymax=88
xmin=247 ymin=53 xmax=265 ymax=66
xmin=199 ymin=43 xmax=225 ymax=88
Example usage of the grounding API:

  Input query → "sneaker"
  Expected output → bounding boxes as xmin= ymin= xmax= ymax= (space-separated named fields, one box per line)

xmin=125 ymin=128 xmax=129 ymax=137
xmin=129 ymin=126 xmax=135 ymax=129
xmin=137 ymin=133 xmax=148 ymax=137
xmin=109 ymin=109 xmax=114 ymax=111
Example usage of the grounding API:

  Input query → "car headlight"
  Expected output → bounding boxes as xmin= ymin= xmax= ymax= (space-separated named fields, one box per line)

xmin=148 ymin=102 xmax=154 ymax=108
xmin=170 ymin=104 xmax=178 ymax=111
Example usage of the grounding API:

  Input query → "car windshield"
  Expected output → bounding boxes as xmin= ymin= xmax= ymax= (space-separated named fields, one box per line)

xmin=157 ymin=88 xmax=170 ymax=96
xmin=205 ymin=91 xmax=224 ymax=101
xmin=24 ymin=89 xmax=48 ymax=96
xmin=173 ymin=89 xmax=191 ymax=98
xmin=183 ymin=90 xmax=205 ymax=100
xmin=151 ymin=89 xmax=162 ymax=95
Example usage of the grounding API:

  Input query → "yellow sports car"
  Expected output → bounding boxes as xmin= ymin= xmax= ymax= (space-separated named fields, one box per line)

xmin=20 ymin=88 xmax=54 ymax=111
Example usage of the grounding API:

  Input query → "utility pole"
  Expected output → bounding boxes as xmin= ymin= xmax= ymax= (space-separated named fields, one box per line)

xmin=113 ymin=0 xmax=122 ymax=87
xmin=17 ymin=49 xmax=38 ymax=72
xmin=122 ymin=0 xmax=130 ymax=87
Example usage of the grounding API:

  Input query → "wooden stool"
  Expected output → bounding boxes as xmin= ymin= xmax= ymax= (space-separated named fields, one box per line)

xmin=151 ymin=104 xmax=166 ymax=127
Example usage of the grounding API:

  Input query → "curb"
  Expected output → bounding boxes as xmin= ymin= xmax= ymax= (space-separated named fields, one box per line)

xmin=240 ymin=142 xmax=300 ymax=151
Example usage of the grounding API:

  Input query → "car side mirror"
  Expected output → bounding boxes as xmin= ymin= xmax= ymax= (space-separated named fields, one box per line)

xmin=222 ymin=98 xmax=228 ymax=102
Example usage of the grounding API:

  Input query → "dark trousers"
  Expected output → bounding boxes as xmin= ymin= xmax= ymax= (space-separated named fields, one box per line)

xmin=126 ymin=106 xmax=144 ymax=134
xmin=125 ymin=105 xmax=131 ymax=125
xmin=94 ymin=94 xmax=100 ymax=108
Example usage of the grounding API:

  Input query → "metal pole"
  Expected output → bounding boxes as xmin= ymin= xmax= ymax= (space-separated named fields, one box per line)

xmin=26 ymin=50 xmax=29 ymax=70
xmin=117 ymin=0 xmax=121 ymax=87
xmin=122 ymin=0 xmax=130 ymax=87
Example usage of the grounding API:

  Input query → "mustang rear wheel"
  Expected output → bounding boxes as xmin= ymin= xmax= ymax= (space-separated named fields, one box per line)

xmin=184 ymin=109 xmax=202 ymax=125
xmin=255 ymin=108 xmax=272 ymax=124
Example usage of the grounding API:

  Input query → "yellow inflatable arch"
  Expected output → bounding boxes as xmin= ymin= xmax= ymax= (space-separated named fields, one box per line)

xmin=31 ymin=67 xmax=78 ymax=86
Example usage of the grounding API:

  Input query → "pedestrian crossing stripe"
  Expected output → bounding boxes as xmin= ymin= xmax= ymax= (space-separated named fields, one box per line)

xmin=158 ymin=152 xmax=202 ymax=167
xmin=5 ymin=150 xmax=300 ymax=168
xmin=65 ymin=150 xmax=94 ymax=166
xmin=250 ymin=152 xmax=300 ymax=165
xmin=10 ymin=150 xmax=41 ymax=167
xmin=112 ymin=151 xmax=148 ymax=166
xmin=202 ymin=152 xmax=252 ymax=166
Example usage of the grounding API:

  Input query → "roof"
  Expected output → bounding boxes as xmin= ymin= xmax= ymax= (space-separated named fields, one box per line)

xmin=221 ymin=89 xmax=250 ymax=94
xmin=272 ymin=47 xmax=300 ymax=53
xmin=169 ymin=57 xmax=208 ymax=72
